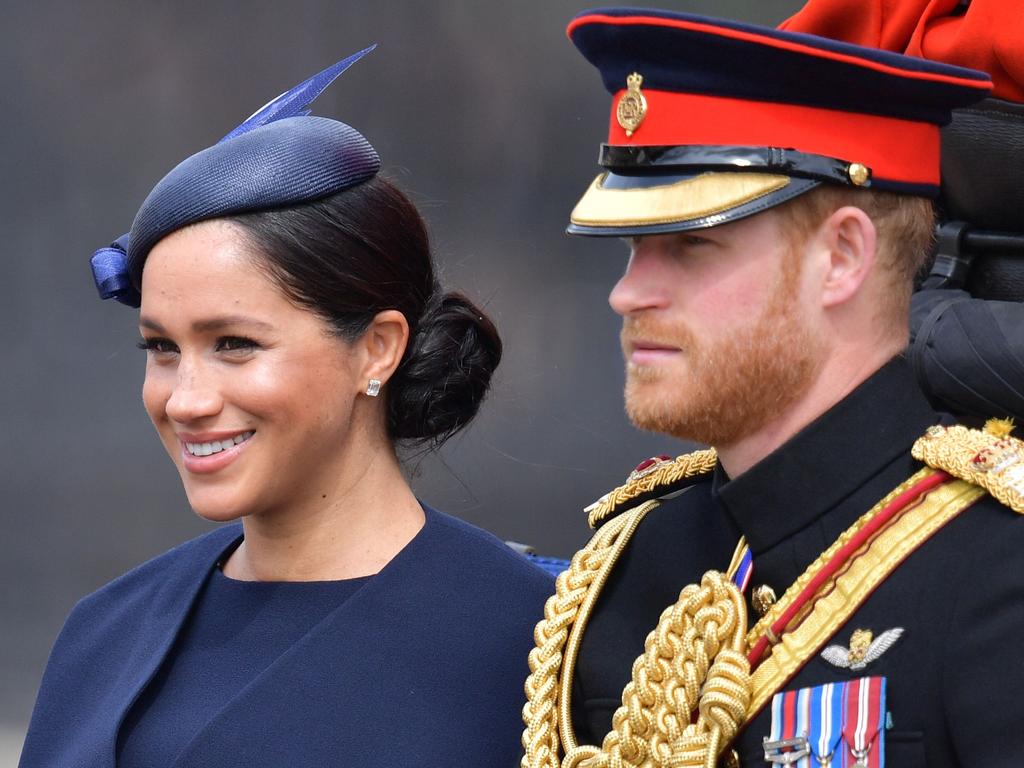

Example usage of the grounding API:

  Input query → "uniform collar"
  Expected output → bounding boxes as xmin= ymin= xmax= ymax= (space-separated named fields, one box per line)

xmin=712 ymin=355 xmax=940 ymax=555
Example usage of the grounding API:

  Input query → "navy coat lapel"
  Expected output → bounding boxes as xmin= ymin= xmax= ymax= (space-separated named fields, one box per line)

xmin=170 ymin=516 xmax=434 ymax=767
xmin=19 ymin=524 xmax=242 ymax=768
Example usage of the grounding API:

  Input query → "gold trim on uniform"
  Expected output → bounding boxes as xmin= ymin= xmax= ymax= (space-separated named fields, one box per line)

xmin=569 ymin=172 xmax=791 ymax=229
xmin=744 ymin=469 xmax=984 ymax=718
xmin=585 ymin=448 xmax=717 ymax=528
xmin=521 ymin=501 xmax=660 ymax=768
xmin=522 ymin=425 xmax=1000 ymax=768
xmin=912 ymin=419 xmax=1024 ymax=513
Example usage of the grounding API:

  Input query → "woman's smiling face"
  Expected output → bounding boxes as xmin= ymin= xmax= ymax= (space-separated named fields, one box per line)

xmin=139 ymin=219 xmax=365 ymax=523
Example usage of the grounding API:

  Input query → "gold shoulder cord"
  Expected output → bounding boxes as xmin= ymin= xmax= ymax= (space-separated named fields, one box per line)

xmin=911 ymin=419 xmax=1024 ymax=513
xmin=522 ymin=511 xmax=749 ymax=768
xmin=523 ymin=422 xmax=1013 ymax=768
xmin=521 ymin=500 xmax=659 ymax=768
xmin=524 ymin=449 xmax=748 ymax=768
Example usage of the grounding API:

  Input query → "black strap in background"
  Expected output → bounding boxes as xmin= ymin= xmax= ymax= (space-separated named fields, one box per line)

xmin=911 ymin=293 xmax=1024 ymax=421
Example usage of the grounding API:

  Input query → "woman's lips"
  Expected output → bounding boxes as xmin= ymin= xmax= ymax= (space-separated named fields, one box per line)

xmin=178 ymin=430 xmax=254 ymax=474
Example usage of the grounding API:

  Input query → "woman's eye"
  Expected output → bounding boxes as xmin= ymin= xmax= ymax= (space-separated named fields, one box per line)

xmin=215 ymin=336 xmax=260 ymax=354
xmin=137 ymin=337 xmax=178 ymax=355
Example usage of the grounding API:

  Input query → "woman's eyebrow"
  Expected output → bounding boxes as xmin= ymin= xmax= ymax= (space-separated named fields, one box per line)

xmin=138 ymin=316 xmax=165 ymax=333
xmin=191 ymin=316 xmax=275 ymax=333
xmin=138 ymin=315 xmax=275 ymax=333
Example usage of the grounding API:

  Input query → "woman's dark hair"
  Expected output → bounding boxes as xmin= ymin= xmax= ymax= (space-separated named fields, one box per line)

xmin=228 ymin=176 xmax=502 ymax=447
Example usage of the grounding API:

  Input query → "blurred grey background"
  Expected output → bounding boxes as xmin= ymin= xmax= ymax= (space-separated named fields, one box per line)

xmin=1 ymin=0 xmax=803 ymax=759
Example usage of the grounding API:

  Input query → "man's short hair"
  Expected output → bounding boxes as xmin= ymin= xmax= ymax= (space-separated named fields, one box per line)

xmin=775 ymin=187 xmax=935 ymax=323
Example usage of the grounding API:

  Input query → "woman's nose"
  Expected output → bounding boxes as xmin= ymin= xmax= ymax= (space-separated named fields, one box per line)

xmin=164 ymin=361 xmax=224 ymax=424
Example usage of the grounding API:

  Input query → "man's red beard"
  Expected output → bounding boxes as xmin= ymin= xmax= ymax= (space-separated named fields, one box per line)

xmin=621 ymin=255 xmax=824 ymax=448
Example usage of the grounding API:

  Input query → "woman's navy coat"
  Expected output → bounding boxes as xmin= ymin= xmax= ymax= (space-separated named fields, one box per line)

xmin=20 ymin=506 xmax=552 ymax=767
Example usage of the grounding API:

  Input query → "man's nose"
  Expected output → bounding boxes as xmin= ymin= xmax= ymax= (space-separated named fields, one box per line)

xmin=608 ymin=247 xmax=670 ymax=316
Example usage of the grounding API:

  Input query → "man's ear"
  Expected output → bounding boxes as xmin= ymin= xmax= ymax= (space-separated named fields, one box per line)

xmin=356 ymin=309 xmax=410 ymax=394
xmin=817 ymin=205 xmax=878 ymax=309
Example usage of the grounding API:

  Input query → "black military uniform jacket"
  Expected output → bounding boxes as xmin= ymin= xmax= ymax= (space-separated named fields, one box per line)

xmin=572 ymin=357 xmax=1024 ymax=766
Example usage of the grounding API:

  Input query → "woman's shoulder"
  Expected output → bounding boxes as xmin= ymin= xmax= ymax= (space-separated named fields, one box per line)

xmin=402 ymin=507 xmax=551 ymax=664
xmin=423 ymin=505 xmax=554 ymax=592
xmin=70 ymin=524 xmax=242 ymax=621
xmin=29 ymin=525 xmax=242 ymax=724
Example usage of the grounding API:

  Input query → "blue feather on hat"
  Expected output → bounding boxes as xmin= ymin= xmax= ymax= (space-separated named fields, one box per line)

xmin=91 ymin=46 xmax=378 ymax=308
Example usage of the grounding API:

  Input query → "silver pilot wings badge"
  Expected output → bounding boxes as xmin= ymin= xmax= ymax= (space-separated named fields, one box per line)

xmin=821 ymin=628 xmax=904 ymax=670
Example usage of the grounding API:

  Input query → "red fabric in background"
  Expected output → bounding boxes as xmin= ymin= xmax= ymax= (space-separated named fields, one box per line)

xmin=781 ymin=0 xmax=1024 ymax=102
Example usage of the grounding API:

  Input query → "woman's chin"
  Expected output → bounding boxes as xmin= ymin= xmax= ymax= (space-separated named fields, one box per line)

xmin=185 ymin=493 xmax=251 ymax=524
xmin=192 ymin=507 xmax=248 ymax=524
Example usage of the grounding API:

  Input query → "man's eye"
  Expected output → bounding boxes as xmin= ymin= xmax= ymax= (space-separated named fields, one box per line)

xmin=679 ymin=234 xmax=712 ymax=247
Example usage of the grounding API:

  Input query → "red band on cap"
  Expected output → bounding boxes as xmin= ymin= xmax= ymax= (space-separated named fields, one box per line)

xmin=608 ymin=89 xmax=941 ymax=187
xmin=570 ymin=13 xmax=992 ymax=91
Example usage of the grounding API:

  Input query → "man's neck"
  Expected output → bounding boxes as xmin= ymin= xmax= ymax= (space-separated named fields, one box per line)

xmin=716 ymin=342 xmax=902 ymax=479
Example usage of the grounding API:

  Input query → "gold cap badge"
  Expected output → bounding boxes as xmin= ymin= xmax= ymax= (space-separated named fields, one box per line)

xmin=616 ymin=72 xmax=647 ymax=137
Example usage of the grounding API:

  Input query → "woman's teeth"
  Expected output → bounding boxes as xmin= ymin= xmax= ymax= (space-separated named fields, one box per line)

xmin=185 ymin=431 xmax=254 ymax=457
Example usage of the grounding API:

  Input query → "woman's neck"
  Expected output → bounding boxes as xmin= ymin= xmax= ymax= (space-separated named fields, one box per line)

xmin=221 ymin=445 xmax=425 ymax=582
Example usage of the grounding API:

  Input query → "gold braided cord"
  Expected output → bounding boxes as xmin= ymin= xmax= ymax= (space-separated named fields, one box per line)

xmin=568 ymin=571 xmax=750 ymax=768
xmin=912 ymin=422 xmax=1024 ymax=513
xmin=522 ymin=504 xmax=658 ymax=768
xmin=524 ymin=433 xmax=998 ymax=768
xmin=559 ymin=503 xmax=658 ymax=754
xmin=586 ymin=449 xmax=718 ymax=529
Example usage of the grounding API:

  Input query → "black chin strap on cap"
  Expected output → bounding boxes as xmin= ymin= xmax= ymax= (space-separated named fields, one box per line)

xmin=599 ymin=144 xmax=871 ymax=188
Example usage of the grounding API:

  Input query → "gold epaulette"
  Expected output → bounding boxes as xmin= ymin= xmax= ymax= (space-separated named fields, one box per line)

xmin=911 ymin=418 xmax=1024 ymax=514
xmin=584 ymin=448 xmax=717 ymax=528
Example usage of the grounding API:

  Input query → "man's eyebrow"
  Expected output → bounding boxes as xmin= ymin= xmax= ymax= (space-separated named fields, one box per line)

xmin=138 ymin=315 xmax=275 ymax=334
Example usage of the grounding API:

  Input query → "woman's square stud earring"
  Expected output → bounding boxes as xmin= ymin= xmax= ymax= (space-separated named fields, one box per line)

xmin=366 ymin=379 xmax=382 ymax=397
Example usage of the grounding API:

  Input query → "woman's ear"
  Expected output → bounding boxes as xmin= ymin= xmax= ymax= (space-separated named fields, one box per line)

xmin=817 ymin=205 xmax=878 ymax=309
xmin=358 ymin=309 xmax=410 ymax=393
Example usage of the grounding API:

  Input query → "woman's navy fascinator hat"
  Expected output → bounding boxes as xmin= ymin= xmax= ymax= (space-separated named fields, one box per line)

xmin=90 ymin=46 xmax=380 ymax=308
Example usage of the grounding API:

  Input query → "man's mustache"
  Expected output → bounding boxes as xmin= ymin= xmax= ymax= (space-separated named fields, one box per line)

xmin=620 ymin=317 xmax=696 ymax=351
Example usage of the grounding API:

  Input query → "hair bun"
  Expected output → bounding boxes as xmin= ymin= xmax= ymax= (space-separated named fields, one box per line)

xmin=387 ymin=292 xmax=502 ymax=445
